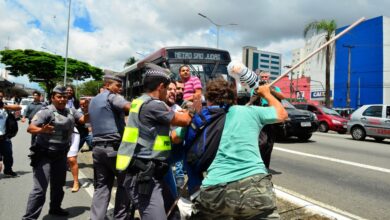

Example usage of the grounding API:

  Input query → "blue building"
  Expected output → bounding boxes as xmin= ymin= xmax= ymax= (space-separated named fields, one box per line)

xmin=334 ymin=16 xmax=390 ymax=108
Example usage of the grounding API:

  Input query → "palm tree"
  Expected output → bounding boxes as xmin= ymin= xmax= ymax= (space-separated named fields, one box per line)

xmin=124 ymin=56 xmax=137 ymax=68
xmin=304 ymin=20 xmax=337 ymax=107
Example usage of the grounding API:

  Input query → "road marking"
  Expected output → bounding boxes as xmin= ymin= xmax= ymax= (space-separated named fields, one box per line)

xmin=274 ymin=147 xmax=390 ymax=174
xmin=79 ymin=170 xmax=114 ymax=209
xmin=275 ymin=185 xmax=367 ymax=220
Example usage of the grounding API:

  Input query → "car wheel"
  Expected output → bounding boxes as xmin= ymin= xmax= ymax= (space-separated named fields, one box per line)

xmin=297 ymin=133 xmax=312 ymax=141
xmin=318 ymin=122 xmax=329 ymax=133
xmin=351 ymin=126 xmax=366 ymax=141
xmin=374 ymin=137 xmax=385 ymax=142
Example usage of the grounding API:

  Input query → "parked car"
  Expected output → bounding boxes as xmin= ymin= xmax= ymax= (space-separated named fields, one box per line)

xmin=333 ymin=107 xmax=355 ymax=119
xmin=274 ymin=100 xmax=319 ymax=141
xmin=3 ymin=100 xmax=22 ymax=120
xmin=294 ymin=103 xmax=348 ymax=134
xmin=347 ymin=104 xmax=390 ymax=142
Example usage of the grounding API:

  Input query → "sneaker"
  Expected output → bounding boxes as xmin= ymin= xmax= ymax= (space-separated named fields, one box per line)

xmin=49 ymin=208 xmax=69 ymax=216
xmin=4 ymin=170 xmax=18 ymax=177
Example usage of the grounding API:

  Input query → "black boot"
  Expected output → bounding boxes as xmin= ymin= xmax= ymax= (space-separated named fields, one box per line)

xmin=49 ymin=208 xmax=69 ymax=216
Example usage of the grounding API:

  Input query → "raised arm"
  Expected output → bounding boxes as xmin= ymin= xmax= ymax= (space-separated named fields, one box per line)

xmin=257 ymin=85 xmax=288 ymax=122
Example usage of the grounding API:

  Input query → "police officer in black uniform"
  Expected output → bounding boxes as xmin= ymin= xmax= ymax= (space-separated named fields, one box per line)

xmin=88 ymin=75 xmax=132 ymax=220
xmin=116 ymin=66 xmax=192 ymax=220
xmin=23 ymin=86 xmax=89 ymax=219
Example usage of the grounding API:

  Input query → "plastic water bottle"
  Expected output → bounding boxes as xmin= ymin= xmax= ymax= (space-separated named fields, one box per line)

xmin=227 ymin=61 xmax=259 ymax=90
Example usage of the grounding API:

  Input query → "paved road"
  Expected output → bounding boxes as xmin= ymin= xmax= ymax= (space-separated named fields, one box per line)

xmin=0 ymin=122 xmax=92 ymax=220
xmin=271 ymin=132 xmax=390 ymax=220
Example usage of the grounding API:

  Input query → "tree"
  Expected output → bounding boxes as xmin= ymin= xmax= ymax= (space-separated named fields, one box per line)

xmin=304 ymin=20 xmax=337 ymax=107
xmin=0 ymin=49 xmax=103 ymax=97
xmin=124 ymin=56 xmax=137 ymax=68
xmin=77 ymin=80 xmax=103 ymax=97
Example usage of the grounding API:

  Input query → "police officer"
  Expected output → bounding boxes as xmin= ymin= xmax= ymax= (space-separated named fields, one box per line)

xmin=21 ymin=90 xmax=45 ymax=145
xmin=116 ymin=65 xmax=192 ymax=220
xmin=23 ymin=86 xmax=89 ymax=219
xmin=88 ymin=75 xmax=131 ymax=220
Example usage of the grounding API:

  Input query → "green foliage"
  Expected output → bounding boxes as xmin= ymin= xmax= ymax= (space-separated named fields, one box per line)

xmin=124 ymin=56 xmax=137 ymax=68
xmin=0 ymin=49 xmax=104 ymax=97
xmin=77 ymin=80 xmax=103 ymax=97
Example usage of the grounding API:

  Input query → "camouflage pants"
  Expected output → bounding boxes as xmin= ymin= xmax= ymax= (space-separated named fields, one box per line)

xmin=190 ymin=174 xmax=279 ymax=220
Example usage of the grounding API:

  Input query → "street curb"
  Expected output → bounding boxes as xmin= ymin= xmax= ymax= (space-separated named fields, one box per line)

xmin=274 ymin=185 xmax=366 ymax=220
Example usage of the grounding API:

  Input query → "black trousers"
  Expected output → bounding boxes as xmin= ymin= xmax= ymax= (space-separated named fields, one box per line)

xmin=259 ymin=125 xmax=275 ymax=169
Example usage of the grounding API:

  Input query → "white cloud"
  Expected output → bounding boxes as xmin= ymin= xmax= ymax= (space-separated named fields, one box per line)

xmin=1 ymin=0 xmax=390 ymax=78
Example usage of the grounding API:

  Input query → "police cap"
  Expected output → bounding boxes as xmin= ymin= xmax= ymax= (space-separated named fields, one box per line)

xmin=144 ymin=63 xmax=171 ymax=81
xmin=103 ymin=74 xmax=123 ymax=83
xmin=52 ymin=85 xmax=67 ymax=95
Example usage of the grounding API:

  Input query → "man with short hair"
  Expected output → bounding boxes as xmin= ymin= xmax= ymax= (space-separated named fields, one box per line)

xmin=22 ymin=90 xmax=45 ymax=145
xmin=175 ymin=80 xmax=184 ymax=106
xmin=117 ymin=66 xmax=192 ymax=220
xmin=23 ymin=86 xmax=89 ymax=219
xmin=89 ymin=75 xmax=132 ymax=220
xmin=0 ymin=91 xmax=22 ymax=177
xmin=179 ymin=65 xmax=202 ymax=102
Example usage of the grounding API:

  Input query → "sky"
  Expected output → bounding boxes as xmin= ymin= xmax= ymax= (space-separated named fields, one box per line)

xmin=1 ymin=0 xmax=390 ymax=89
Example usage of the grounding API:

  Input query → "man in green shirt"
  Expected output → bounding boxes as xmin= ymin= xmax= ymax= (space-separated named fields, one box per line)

xmin=190 ymin=78 xmax=288 ymax=220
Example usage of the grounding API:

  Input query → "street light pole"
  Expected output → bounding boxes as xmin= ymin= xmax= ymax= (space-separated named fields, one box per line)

xmin=198 ymin=13 xmax=237 ymax=48
xmin=343 ymin=44 xmax=354 ymax=108
xmin=64 ymin=0 xmax=71 ymax=86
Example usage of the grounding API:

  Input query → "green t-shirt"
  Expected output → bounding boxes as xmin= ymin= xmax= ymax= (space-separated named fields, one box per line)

xmin=250 ymin=86 xmax=282 ymax=106
xmin=202 ymin=105 xmax=278 ymax=187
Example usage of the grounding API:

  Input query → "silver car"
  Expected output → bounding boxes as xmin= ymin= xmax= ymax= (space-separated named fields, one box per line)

xmin=347 ymin=104 xmax=390 ymax=141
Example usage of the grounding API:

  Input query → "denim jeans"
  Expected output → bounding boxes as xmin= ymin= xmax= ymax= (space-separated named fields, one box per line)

xmin=0 ymin=138 xmax=13 ymax=172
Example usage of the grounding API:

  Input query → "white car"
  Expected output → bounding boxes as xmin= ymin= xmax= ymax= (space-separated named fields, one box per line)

xmin=347 ymin=104 xmax=390 ymax=142
xmin=20 ymin=98 xmax=33 ymax=116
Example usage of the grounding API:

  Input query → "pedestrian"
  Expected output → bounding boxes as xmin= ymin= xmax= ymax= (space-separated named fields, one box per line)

xmin=65 ymin=85 xmax=80 ymax=109
xmin=257 ymin=71 xmax=285 ymax=169
xmin=78 ymin=98 xmax=93 ymax=152
xmin=88 ymin=75 xmax=132 ymax=220
xmin=22 ymin=85 xmax=89 ymax=219
xmin=175 ymin=80 xmax=184 ymax=106
xmin=116 ymin=65 xmax=193 ymax=220
xmin=21 ymin=91 xmax=45 ymax=145
xmin=178 ymin=65 xmax=202 ymax=101
xmin=0 ymin=91 xmax=22 ymax=177
xmin=180 ymin=78 xmax=288 ymax=219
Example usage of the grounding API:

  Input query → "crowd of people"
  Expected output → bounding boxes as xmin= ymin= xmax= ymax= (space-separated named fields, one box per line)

xmin=0 ymin=64 xmax=288 ymax=220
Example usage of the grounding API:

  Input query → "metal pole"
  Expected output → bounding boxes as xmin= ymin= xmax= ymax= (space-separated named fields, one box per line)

xmin=216 ymin=25 xmax=220 ymax=48
xmin=343 ymin=44 xmax=354 ymax=108
xmin=269 ymin=17 xmax=365 ymax=87
xmin=358 ymin=77 xmax=360 ymax=107
xmin=64 ymin=0 xmax=71 ymax=86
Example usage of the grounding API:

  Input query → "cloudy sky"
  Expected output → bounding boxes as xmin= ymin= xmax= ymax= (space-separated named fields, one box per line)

xmin=1 ymin=0 xmax=390 ymax=87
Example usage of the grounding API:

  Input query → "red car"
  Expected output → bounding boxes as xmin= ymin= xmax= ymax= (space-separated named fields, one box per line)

xmin=294 ymin=103 xmax=348 ymax=134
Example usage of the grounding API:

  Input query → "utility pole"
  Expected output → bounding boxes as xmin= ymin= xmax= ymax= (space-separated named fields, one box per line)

xmin=343 ymin=44 xmax=354 ymax=108
xmin=64 ymin=0 xmax=71 ymax=85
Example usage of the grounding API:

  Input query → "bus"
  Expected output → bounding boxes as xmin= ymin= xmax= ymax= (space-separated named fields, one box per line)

xmin=119 ymin=46 xmax=232 ymax=99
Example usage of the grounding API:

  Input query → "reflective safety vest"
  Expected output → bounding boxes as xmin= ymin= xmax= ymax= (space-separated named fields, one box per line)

xmin=116 ymin=95 xmax=171 ymax=171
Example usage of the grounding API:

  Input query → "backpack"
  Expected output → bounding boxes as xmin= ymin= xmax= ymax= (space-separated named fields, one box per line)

xmin=184 ymin=105 xmax=229 ymax=174
xmin=5 ymin=110 xmax=18 ymax=139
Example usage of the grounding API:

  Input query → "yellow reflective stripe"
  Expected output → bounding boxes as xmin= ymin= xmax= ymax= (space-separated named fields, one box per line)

xmin=130 ymin=99 xmax=143 ymax=113
xmin=122 ymin=127 xmax=138 ymax=143
xmin=153 ymin=135 xmax=171 ymax=151
xmin=116 ymin=154 xmax=131 ymax=171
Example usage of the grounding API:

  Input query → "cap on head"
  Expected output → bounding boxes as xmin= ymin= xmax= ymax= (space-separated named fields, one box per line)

xmin=103 ymin=74 xmax=123 ymax=83
xmin=144 ymin=63 xmax=171 ymax=81
xmin=52 ymin=85 xmax=67 ymax=95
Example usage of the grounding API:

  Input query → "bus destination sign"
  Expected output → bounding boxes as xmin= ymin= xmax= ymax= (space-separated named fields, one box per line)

xmin=172 ymin=51 xmax=222 ymax=61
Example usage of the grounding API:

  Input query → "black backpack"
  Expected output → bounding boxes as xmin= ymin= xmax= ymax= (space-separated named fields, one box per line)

xmin=5 ymin=110 xmax=19 ymax=138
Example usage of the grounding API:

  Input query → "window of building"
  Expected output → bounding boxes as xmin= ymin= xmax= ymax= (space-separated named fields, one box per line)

xmin=271 ymin=55 xmax=279 ymax=59
xmin=271 ymin=66 xmax=279 ymax=70
xmin=363 ymin=106 xmax=383 ymax=118
xmin=260 ymin=59 xmax=269 ymax=63
xmin=271 ymin=71 xmax=279 ymax=75
xmin=260 ymin=65 xmax=269 ymax=68
xmin=260 ymin=54 xmax=270 ymax=58
xmin=271 ymin=61 xmax=279 ymax=64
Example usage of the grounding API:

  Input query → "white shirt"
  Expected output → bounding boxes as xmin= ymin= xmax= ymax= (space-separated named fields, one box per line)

xmin=0 ymin=108 xmax=8 ymax=135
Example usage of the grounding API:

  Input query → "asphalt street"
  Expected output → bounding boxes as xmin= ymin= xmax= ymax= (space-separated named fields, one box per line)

xmin=272 ymin=132 xmax=390 ymax=220
xmin=0 ymin=122 xmax=92 ymax=220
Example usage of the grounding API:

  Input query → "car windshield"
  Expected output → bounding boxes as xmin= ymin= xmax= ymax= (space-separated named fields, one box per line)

xmin=321 ymin=106 xmax=341 ymax=116
xmin=281 ymin=100 xmax=296 ymax=109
